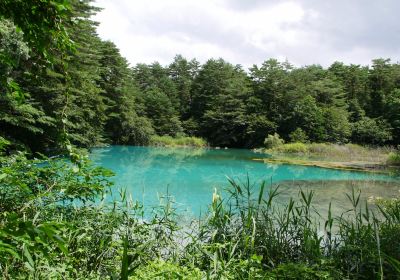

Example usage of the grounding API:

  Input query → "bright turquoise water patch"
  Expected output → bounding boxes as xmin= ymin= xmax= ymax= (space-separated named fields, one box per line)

xmin=90 ymin=146 xmax=399 ymax=215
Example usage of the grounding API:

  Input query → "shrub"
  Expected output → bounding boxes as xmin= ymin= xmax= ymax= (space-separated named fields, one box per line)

xmin=265 ymin=263 xmax=343 ymax=280
xmin=289 ymin=128 xmax=309 ymax=143
xmin=0 ymin=136 xmax=10 ymax=152
xmin=387 ymin=151 xmax=400 ymax=166
xmin=264 ymin=133 xmax=284 ymax=149
xmin=118 ymin=115 xmax=155 ymax=146
xmin=129 ymin=260 xmax=203 ymax=279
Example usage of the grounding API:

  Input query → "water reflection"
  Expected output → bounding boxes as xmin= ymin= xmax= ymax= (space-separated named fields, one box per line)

xmin=90 ymin=146 xmax=400 ymax=215
xmin=275 ymin=180 xmax=400 ymax=218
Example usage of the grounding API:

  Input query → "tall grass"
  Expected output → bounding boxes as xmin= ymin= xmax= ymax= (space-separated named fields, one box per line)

xmin=150 ymin=135 xmax=208 ymax=148
xmin=1 ymin=153 xmax=399 ymax=279
xmin=183 ymin=178 xmax=400 ymax=279
xmin=268 ymin=142 xmax=308 ymax=154
xmin=267 ymin=142 xmax=393 ymax=163
xmin=387 ymin=151 xmax=400 ymax=166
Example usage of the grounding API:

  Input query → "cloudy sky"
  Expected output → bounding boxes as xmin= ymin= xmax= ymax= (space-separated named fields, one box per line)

xmin=93 ymin=0 xmax=400 ymax=68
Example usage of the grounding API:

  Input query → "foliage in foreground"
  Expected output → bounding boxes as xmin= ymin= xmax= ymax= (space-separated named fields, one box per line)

xmin=1 ymin=151 xmax=400 ymax=279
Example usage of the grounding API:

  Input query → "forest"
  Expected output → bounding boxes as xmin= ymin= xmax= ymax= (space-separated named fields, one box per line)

xmin=1 ymin=0 xmax=400 ymax=154
xmin=1 ymin=0 xmax=400 ymax=279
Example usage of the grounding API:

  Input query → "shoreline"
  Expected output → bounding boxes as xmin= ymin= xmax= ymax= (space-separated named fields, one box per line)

xmin=253 ymin=156 xmax=397 ymax=174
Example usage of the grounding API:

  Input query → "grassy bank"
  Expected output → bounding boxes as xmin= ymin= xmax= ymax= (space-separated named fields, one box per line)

xmin=150 ymin=135 xmax=208 ymax=148
xmin=274 ymin=179 xmax=400 ymax=218
xmin=1 ymin=152 xmax=400 ymax=279
xmin=258 ymin=143 xmax=398 ymax=171
xmin=387 ymin=151 xmax=400 ymax=166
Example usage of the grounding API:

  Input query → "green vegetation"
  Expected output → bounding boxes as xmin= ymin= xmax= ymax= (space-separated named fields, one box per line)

xmin=2 ymin=1 xmax=400 ymax=152
xmin=150 ymin=135 xmax=207 ymax=147
xmin=269 ymin=142 xmax=309 ymax=154
xmin=1 ymin=1 xmax=400 ymax=279
xmin=264 ymin=141 xmax=393 ymax=165
xmin=130 ymin=260 xmax=203 ymax=279
xmin=387 ymin=150 xmax=400 ymax=166
xmin=289 ymin=128 xmax=309 ymax=143
xmin=263 ymin=133 xmax=285 ymax=149
xmin=1 ymin=149 xmax=399 ymax=279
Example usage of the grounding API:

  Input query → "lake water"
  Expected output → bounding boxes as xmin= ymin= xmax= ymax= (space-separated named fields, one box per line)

xmin=90 ymin=146 xmax=400 ymax=216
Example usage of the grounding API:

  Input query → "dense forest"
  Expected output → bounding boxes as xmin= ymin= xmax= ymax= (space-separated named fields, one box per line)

xmin=0 ymin=0 xmax=400 ymax=280
xmin=1 ymin=0 xmax=400 ymax=155
xmin=1 ymin=1 xmax=400 ymax=279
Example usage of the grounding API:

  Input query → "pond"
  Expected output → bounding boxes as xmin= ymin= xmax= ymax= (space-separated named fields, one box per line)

xmin=90 ymin=146 xmax=400 ymax=216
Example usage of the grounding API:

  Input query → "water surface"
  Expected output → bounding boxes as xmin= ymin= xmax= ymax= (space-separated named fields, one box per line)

xmin=90 ymin=146 xmax=400 ymax=215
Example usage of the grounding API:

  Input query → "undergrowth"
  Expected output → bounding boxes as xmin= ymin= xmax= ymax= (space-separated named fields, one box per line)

xmin=266 ymin=142 xmax=392 ymax=163
xmin=387 ymin=151 xmax=400 ymax=166
xmin=0 ymin=151 xmax=399 ymax=279
xmin=150 ymin=135 xmax=208 ymax=148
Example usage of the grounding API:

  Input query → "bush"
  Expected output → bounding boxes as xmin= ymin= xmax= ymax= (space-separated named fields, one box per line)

xmin=265 ymin=263 xmax=343 ymax=280
xmin=0 ymin=136 xmax=10 ymax=152
xmin=119 ymin=115 xmax=155 ymax=145
xmin=264 ymin=133 xmax=284 ymax=149
xmin=129 ymin=260 xmax=203 ymax=279
xmin=387 ymin=151 xmax=400 ymax=166
xmin=289 ymin=128 xmax=309 ymax=143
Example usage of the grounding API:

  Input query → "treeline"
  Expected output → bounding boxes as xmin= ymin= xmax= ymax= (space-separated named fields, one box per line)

xmin=1 ymin=1 xmax=400 ymax=154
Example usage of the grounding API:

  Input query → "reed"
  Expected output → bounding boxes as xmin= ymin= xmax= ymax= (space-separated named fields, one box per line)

xmin=150 ymin=135 xmax=208 ymax=148
xmin=1 ymin=154 xmax=399 ymax=279
xmin=267 ymin=142 xmax=393 ymax=163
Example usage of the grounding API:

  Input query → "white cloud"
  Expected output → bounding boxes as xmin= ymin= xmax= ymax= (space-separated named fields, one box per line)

xmin=93 ymin=0 xmax=400 ymax=68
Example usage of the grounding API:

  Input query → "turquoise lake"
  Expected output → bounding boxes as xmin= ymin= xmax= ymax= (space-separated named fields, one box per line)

xmin=90 ymin=146 xmax=400 ymax=216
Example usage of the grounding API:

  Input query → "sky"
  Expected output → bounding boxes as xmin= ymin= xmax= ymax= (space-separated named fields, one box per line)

xmin=93 ymin=0 xmax=400 ymax=68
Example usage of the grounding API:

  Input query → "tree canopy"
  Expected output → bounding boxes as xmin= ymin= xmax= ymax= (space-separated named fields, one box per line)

xmin=1 ymin=0 xmax=400 ymax=152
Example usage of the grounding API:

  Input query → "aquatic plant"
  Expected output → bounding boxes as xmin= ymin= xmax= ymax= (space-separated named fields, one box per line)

xmin=150 ymin=135 xmax=208 ymax=148
xmin=0 ymin=154 xmax=399 ymax=279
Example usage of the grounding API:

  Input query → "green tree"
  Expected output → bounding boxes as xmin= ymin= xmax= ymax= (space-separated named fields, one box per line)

xmin=0 ymin=0 xmax=73 ymax=57
xmin=250 ymin=59 xmax=294 ymax=126
xmin=368 ymin=59 xmax=395 ymax=117
xmin=133 ymin=63 xmax=183 ymax=136
xmin=142 ymin=88 xmax=183 ymax=136
xmin=168 ymin=54 xmax=199 ymax=119
xmin=383 ymin=88 xmax=400 ymax=144
xmin=34 ymin=0 xmax=106 ymax=149
xmin=351 ymin=117 xmax=392 ymax=145
xmin=322 ymin=107 xmax=351 ymax=143
xmin=308 ymin=78 xmax=347 ymax=109
xmin=0 ymin=19 xmax=55 ymax=151
xmin=291 ymin=95 xmax=326 ymax=142
xmin=97 ymin=41 xmax=154 ymax=145
xmin=192 ymin=59 xmax=250 ymax=146
xmin=328 ymin=62 xmax=370 ymax=109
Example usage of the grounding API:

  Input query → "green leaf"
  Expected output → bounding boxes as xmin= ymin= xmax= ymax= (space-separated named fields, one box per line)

xmin=23 ymin=245 xmax=35 ymax=271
